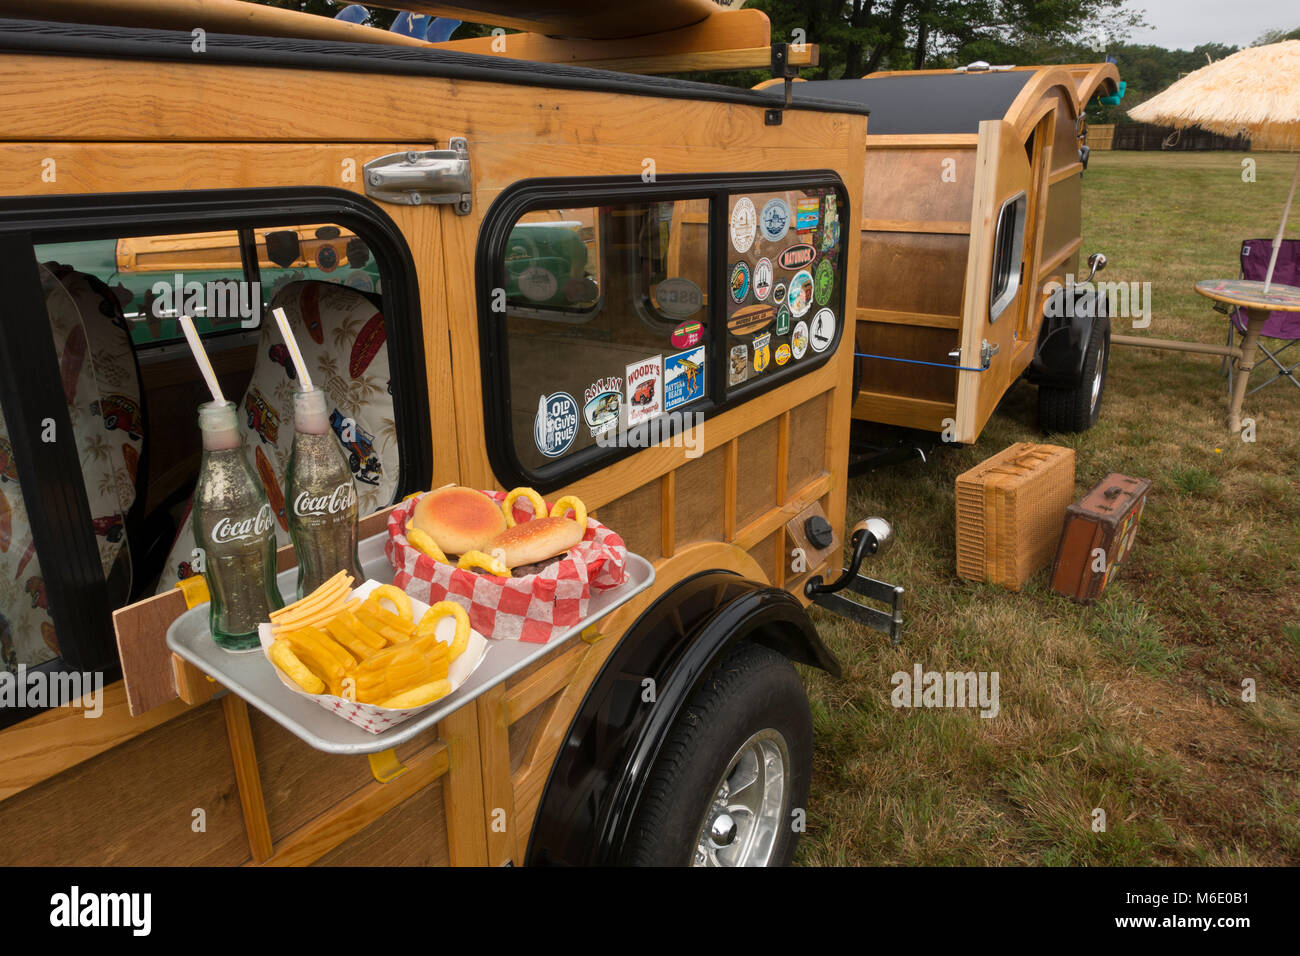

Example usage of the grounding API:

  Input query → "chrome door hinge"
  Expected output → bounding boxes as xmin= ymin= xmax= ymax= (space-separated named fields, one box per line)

xmin=364 ymin=138 xmax=472 ymax=214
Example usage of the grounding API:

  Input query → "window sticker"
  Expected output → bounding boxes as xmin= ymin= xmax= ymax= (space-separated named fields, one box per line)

xmin=728 ymin=304 xmax=775 ymax=337
xmin=519 ymin=264 xmax=560 ymax=302
xmin=778 ymin=244 xmax=816 ymax=270
xmin=796 ymin=196 xmax=819 ymax=238
xmin=775 ymin=343 xmax=792 ymax=366
xmin=775 ymin=307 xmax=791 ymax=336
xmin=656 ymin=277 xmax=703 ymax=318
xmin=754 ymin=257 xmax=773 ymax=301
xmin=625 ymin=356 xmax=663 ymax=427
xmin=534 ymin=391 xmax=580 ymax=458
xmin=752 ymin=333 xmax=771 ymax=374
xmin=760 ymin=198 xmax=791 ymax=243
xmin=729 ymin=261 xmax=751 ymax=304
xmin=791 ymin=321 xmax=809 ymax=360
xmin=773 ymin=281 xmax=787 ymax=306
xmin=583 ymin=376 xmax=623 ymax=439
xmin=788 ymin=269 xmax=815 ymax=318
xmin=664 ymin=347 xmax=705 ymax=411
xmin=820 ymin=195 xmax=841 ymax=252
xmin=730 ymin=197 xmax=757 ymax=254
xmin=671 ymin=320 xmax=703 ymax=349
xmin=810 ymin=308 xmax=836 ymax=353
xmin=728 ymin=344 xmax=749 ymax=385
xmin=815 ymin=259 xmax=835 ymax=307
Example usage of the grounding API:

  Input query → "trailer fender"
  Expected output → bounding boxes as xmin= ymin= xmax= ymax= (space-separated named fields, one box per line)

xmin=524 ymin=570 xmax=837 ymax=865
xmin=1027 ymin=285 xmax=1108 ymax=388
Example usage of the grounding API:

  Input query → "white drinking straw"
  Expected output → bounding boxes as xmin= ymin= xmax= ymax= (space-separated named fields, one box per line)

xmin=178 ymin=314 xmax=226 ymax=405
xmin=272 ymin=306 xmax=314 ymax=391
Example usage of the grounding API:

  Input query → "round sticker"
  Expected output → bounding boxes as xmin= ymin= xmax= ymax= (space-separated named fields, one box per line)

xmin=788 ymin=269 xmax=815 ymax=318
xmin=773 ymin=282 xmax=787 ymax=306
xmin=791 ymin=322 xmax=809 ymax=360
xmin=730 ymin=197 xmax=757 ymax=254
xmin=754 ymin=258 xmax=773 ymax=301
xmin=656 ymin=277 xmax=703 ymax=318
xmin=316 ymin=244 xmax=339 ymax=273
xmin=815 ymin=260 xmax=834 ymax=307
xmin=810 ymin=308 xmax=836 ymax=353
xmin=775 ymin=307 xmax=791 ymax=335
xmin=534 ymin=392 xmax=579 ymax=458
xmin=760 ymin=198 xmax=791 ymax=243
xmin=671 ymin=320 xmax=704 ymax=349
xmin=729 ymin=261 xmax=751 ymax=304
xmin=519 ymin=265 xmax=559 ymax=302
xmin=775 ymin=343 xmax=792 ymax=366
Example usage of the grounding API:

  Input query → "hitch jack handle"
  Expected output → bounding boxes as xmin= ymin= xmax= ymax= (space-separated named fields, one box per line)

xmin=805 ymin=518 xmax=904 ymax=646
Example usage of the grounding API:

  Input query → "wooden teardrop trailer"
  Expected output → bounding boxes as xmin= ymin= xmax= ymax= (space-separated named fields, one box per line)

xmin=781 ymin=63 xmax=1122 ymax=445
xmin=0 ymin=0 xmax=904 ymax=868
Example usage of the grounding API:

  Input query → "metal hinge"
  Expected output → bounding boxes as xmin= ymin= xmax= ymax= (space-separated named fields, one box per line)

xmin=364 ymin=138 xmax=472 ymax=214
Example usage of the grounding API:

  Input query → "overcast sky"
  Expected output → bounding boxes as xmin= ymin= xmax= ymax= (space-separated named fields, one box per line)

xmin=1123 ymin=0 xmax=1297 ymax=50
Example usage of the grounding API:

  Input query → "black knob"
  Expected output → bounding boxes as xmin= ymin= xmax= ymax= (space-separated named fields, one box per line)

xmin=804 ymin=515 xmax=834 ymax=550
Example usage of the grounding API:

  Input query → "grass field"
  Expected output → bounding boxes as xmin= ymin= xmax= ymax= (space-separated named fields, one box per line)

xmin=796 ymin=150 xmax=1300 ymax=866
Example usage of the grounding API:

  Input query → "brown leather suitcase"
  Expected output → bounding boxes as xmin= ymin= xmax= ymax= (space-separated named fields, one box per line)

xmin=1050 ymin=473 xmax=1151 ymax=604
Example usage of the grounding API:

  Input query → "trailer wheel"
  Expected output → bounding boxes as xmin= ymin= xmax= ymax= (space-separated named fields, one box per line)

xmin=1039 ymin=312 xmax=1110 ymax=433
xmin=621 ymin=641 xmax=812 ymax=867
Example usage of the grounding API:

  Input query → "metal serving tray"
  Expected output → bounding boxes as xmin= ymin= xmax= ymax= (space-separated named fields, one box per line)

xmin=166 ymin=530 xmax=655 ymax=755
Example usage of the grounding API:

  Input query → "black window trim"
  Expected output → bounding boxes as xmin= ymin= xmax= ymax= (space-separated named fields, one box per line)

xmin=477 ymin=171 xmax=849 ymax=493
xmin=0 ymin=187 xmax=431 ymax=727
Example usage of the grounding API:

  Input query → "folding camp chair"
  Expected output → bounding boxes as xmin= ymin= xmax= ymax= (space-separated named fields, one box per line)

xmin=1221 ymin=238 xmax=1300 ymax=397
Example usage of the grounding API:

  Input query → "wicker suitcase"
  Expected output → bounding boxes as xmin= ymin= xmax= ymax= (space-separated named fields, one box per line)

xmin=955 ymin=443 xmax=1076 ymax=590
xmin=1050 ymin=473 xmax=1151 ymax=604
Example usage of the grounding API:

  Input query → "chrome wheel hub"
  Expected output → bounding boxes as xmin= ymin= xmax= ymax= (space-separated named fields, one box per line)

xmin=693 ymin=729 xmax=789 ymax=867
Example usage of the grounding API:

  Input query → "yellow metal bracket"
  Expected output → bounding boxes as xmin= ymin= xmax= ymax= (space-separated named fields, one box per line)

xmin=580 ymin=624 xmax=605 ymax=644
xmin=368 ymin=748 xmax=409 ymax=783
xmin=175 ymin=575 xmax=211 ymax=609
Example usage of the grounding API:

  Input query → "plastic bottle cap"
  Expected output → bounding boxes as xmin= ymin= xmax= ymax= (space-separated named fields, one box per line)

xmin=294 ymin=387 xmax=330 ymax=435
xmin=198 ymin=400 xmax=241 ymax=451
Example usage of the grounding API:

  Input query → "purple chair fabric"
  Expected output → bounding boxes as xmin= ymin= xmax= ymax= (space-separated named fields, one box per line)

xmin=1232 ymin=238 xmax=1300 ymax=338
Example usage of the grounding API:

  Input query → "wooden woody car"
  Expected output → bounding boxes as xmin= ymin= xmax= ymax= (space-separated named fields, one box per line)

xmin=769 ymin=62 xmax=1122 ymax=447
xmin=0 ymin=0 xmax=899 ymax=867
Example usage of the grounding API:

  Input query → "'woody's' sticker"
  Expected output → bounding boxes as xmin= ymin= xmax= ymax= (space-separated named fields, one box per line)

xmin=752 ymin=333 xmax=771 ymax=374
xmin=815 ymin=260 xmax=834 ymax=307
xmin=775 ymin=343 xmax=792 ymax=366
xmin=760 ymin=198 xmax=791 ymax=243
xmin=534 ymin=392 xmax=579 ymax=458
xmin=788 ymin=269 xmax=815 ymax=318
xmin=728 ymin=344 xmax=749 ymax=385
xmin=754 ymin=258 xmax=773 ymax=301
xmin=791 ymin=321 xmax=809 ymax=360
xmin=626 ymin=356 xmax=664 ymax=427
xmin=729 ymin=261 xmax=751 ymax=304
xmin=810 ymin=308 xmax=836 ymax=353
xmin=730 ymin=197 xmax=757 ymax=254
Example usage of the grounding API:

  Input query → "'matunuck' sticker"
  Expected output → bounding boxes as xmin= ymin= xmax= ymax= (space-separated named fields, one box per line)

xmin=752 ymin=333 xmax=771 ymax=374
xmin=777 ymin=243 xmax=816 ymax=270
xmin=788 ymin=269 xmax=815 ymax=318
xmin=729 ymin=261 xmax=751 ymax=304
xmin=728 ymin=344 xmax=749 ymax=385
xmin=626 ymin=356 xmax=663 ymax=426
xmin=665 ymin=347 xmax=705 ymax=411
xmin=754 ymin=257 xmax=773 ymax=301
xmin=760 ymin=198 xmax=791 ymax=243
xmin=534 ymin=392 xmax=579 ymax=458
xmin=730 ymin=197 xmax=757 ymax=254
xmin=810 ymin=308 xmax=836 ymax=353
xmin=791 ymin=321 xmax=809 ymax=360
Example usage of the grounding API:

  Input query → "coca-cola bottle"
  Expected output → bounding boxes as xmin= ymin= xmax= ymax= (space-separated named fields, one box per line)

xmin=285 ymin=388 xmax=363 ymax=599
xmin=192 ymin=401 xmax=284 ymax=651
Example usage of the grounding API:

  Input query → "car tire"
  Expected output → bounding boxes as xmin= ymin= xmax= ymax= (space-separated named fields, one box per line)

xmin=1039 ymin=312 xmax=1110 ymax=433
xmin=620 ymin=641 xmax=813 ymax=867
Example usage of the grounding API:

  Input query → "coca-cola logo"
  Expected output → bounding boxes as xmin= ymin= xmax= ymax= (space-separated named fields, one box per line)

xmin=293 ymin=483 xmax=355 ymax=518
xmin=211 ymin=504 xmax=274 ymax=544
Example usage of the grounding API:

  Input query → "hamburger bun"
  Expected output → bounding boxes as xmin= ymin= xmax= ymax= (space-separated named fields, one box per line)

xmin=490 ymin=516 xmax=584 ymax=568
xmin=412 ymin=486 xmax=507 ymax=556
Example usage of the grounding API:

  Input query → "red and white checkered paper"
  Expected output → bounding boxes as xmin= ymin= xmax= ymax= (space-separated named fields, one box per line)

xmin=385 ymin=490 xmax=628 ymax=644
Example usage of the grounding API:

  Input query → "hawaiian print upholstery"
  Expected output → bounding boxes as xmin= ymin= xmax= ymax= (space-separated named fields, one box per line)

xmin=157 ymin=280 xmax=396 ymax=592
xmin=0 ymin=264 xmax=142 ymax=671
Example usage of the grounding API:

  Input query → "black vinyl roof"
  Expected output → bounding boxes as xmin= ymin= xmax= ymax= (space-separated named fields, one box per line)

xmin=0 ymin=17 xmax=871 ymax=115
xmin=795 ymin=71 xmax=1034 ymax=134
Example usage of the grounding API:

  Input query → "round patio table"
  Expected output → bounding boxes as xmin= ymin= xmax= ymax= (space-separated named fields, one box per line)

xmin=1195 ymin=279 xmax=1300 ymax=431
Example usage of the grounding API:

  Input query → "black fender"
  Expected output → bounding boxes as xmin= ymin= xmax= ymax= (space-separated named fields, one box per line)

xmin=524 ymin=570 xmax=838 ymax=866
xmin=1026 ymin=284 xmax=1108 ymax=388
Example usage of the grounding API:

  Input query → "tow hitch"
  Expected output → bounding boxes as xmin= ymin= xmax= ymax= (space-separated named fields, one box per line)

xmin=805 ymin=518 xmax=904 ymax=646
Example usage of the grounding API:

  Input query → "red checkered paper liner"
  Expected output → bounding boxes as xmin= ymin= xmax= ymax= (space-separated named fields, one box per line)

xmin=385 ymin=490 xmax=628 ymax=643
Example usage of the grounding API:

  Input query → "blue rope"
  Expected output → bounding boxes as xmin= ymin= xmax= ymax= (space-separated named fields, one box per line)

xmin=854 ymin=352 xmax=988 ymax=373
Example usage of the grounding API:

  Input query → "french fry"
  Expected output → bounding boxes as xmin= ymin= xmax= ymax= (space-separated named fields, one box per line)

xmin=269 ymin=640 xmax=325 ymax=694
xmin=269 ymin=572 xmax=351 ymax=623
xmin=378 ymin=679 xmax=451 ymax=710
